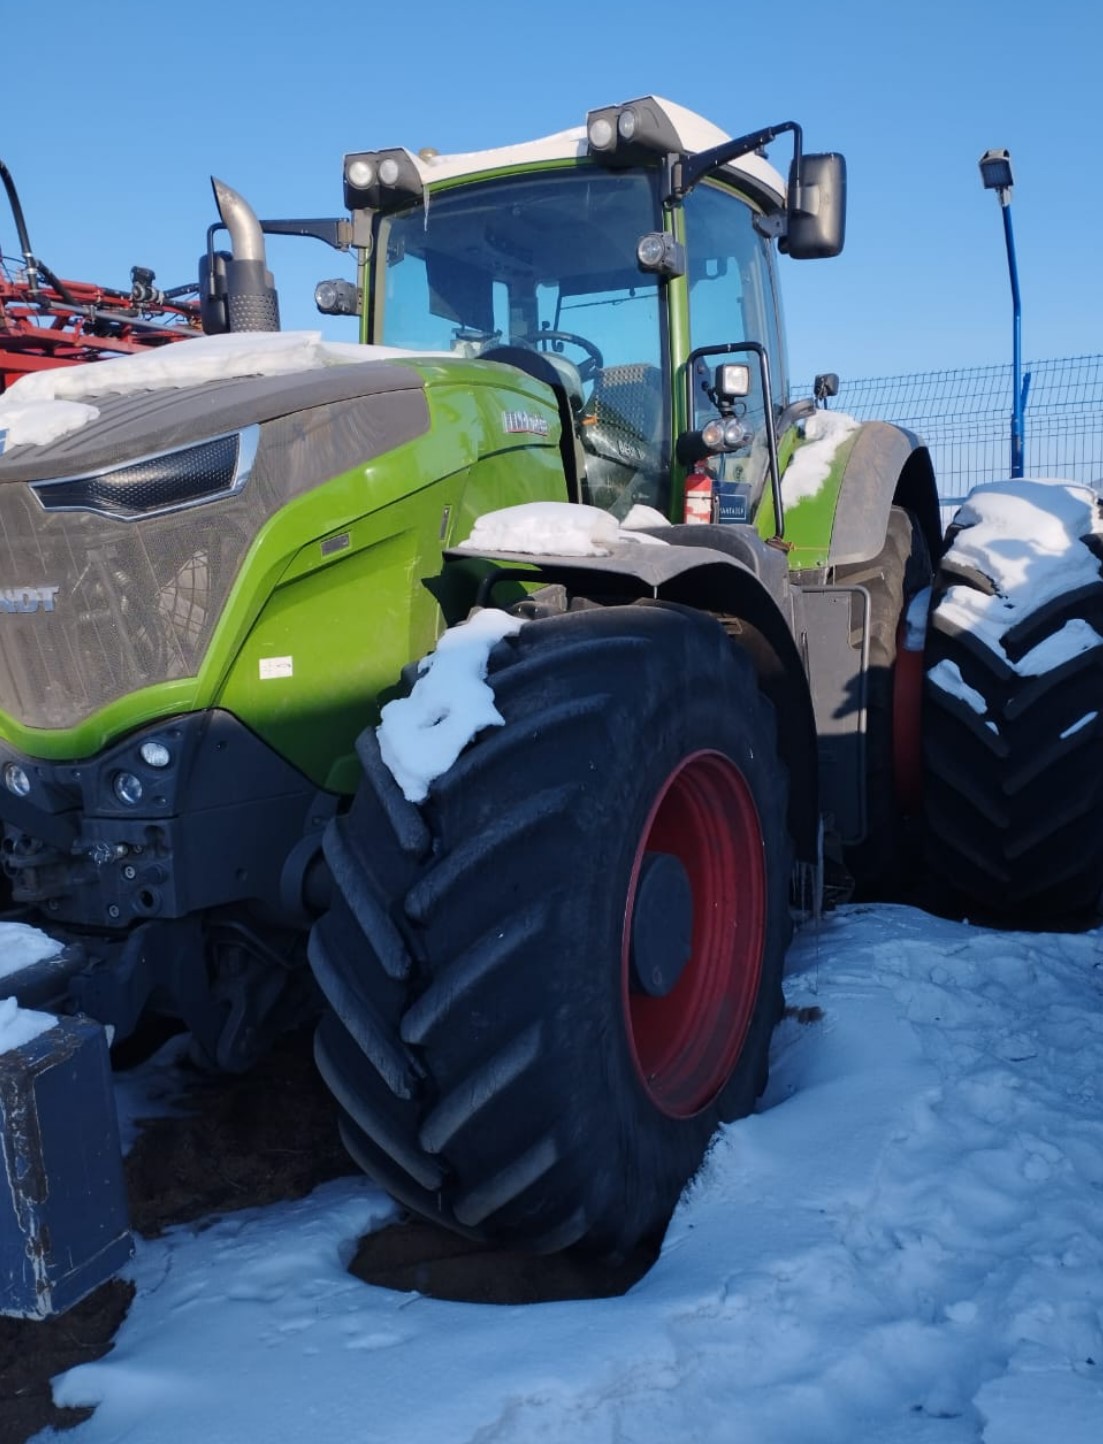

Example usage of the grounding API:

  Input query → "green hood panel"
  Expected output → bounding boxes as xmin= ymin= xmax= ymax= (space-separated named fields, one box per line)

xmin=0 ymin=361 xmax=428 ymax=484
xmin=0 ymin=362 xmax=567 ymax=785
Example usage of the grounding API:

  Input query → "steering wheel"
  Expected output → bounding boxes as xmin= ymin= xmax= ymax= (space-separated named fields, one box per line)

xmin=514 ymin=329 xmax=604 ymax=383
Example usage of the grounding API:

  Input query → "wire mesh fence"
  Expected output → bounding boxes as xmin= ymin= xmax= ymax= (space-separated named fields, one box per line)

xmin=794 ymin=355 xmax=1103 ymax=517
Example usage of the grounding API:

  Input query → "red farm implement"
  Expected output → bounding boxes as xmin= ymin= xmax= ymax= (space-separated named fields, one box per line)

xmin=1 ymin=158 xmax=200 ymax=393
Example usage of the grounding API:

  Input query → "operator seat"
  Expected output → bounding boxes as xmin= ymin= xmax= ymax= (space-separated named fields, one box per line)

xmin=579 ymin=363 xmax=665 ymax=513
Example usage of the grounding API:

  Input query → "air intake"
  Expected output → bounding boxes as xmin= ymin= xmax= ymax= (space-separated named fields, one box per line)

xmin=30 ymin=427 xmax=258 ymax=521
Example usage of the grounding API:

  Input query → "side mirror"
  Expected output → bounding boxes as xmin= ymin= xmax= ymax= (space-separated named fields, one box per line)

xmin=198 ymin=250 xmax=230 ymax=335
xmin=785 ymin=153 xmax=846 ymax=260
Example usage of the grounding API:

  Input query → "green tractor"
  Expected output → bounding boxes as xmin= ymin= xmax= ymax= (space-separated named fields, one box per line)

xmin=2 ymin=96 xmax=1100 ymax=1317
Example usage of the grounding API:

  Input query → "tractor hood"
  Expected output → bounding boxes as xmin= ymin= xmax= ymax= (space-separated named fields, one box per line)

xmin=0 ymin=356 xmax=433 ymax=733
xmin=0 ymin=360 xmax=426 ymax=484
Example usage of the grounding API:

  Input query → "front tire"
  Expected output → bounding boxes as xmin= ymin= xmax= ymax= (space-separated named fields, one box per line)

xmin=309 ymin=602 xmax=793 ymax=1255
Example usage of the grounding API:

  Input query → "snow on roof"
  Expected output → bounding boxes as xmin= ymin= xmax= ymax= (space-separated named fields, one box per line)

xmin=0 ymin=330 xmax=432 ymax=452
xmin=378 ymin=96 xmax=787 ymax=206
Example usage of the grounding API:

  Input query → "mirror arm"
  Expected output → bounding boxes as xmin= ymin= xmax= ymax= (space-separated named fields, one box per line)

xmin=669 ymin=121 xmax=803 ymax=203
xmin=258 ymin=218 xmax=352 ymax=251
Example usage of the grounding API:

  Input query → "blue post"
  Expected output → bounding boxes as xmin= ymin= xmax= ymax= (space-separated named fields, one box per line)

xmin=979 ymin=149 xmax=1026 ymax=478
xmin=1000 ymin=200 xmax=1024 ymax=477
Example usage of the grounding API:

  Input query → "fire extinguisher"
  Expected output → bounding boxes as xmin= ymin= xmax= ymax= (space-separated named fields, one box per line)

xmin=683 ymin=461 xmax=713 ymax=524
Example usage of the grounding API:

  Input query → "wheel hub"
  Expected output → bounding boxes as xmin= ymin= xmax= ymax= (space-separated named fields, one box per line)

xmin=629 ymin=851 xmax=694 ymax=998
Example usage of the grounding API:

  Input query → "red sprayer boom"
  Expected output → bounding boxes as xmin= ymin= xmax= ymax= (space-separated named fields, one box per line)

xmin=1 ymin=158 xmax=200 ymax=392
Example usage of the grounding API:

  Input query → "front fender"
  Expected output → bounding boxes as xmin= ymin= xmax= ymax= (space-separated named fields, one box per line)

xmin=445 ymin=535 xmax=820 ymax=867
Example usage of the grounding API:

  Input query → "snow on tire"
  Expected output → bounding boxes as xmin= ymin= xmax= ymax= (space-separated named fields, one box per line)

xmin=308 ymin=601 xmax=793 ymax=1256
xmin=922 ymin=479 xmax=1103 ymax=919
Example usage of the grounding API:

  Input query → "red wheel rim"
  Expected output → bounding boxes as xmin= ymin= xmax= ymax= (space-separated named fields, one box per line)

xmin=621 ymin=750 xmax=766 ymax=1118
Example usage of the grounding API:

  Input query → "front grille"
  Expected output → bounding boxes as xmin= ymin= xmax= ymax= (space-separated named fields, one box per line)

xmin=30 ymin=431 xmax=253 ymax=520
xmin=0 ymin=498 xmax=245 ymax=729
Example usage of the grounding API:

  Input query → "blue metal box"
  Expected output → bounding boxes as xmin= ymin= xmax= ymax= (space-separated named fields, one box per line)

xmin=1 ymin=1014 xmax=132 ymax=1318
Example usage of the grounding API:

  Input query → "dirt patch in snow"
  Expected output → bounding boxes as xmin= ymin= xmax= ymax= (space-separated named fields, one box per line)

xmin=2 ymin=1027 xmax=659 ymax=1441
xmin=0 ymin=1280 xmax=133 ymax=1444
xmin=350 ymin=1219 xmax=658 ymax=1305
xmin=1 ymin=1028 xmax=353 ymax=1443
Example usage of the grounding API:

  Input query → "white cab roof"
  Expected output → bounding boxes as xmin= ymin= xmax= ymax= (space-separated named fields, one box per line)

xmin=368 ymin=97 xmax=787 ymax=208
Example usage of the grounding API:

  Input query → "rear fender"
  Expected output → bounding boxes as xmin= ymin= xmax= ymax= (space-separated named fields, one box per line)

xmin=770 ymin=420 xmax=941 ymax=570
xmin=826 ymin=423 xmax=941 ymax=567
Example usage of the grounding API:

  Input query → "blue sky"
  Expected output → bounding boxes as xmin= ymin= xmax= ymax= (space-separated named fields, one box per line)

xmin=3 ymin=0 xmax=1098 ymax=386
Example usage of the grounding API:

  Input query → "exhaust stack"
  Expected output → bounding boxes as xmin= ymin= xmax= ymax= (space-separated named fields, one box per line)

xmin=199 ymin=178 xmax=280 ymax=334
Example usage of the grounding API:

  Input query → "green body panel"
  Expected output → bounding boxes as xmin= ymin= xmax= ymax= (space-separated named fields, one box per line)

xmin=0 ymin=366 xmax=567 ymax=784
xmin=754 ymin=426 xmax=861 ymax=568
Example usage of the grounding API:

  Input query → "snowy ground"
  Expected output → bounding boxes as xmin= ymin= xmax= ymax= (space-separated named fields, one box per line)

xmin=32 ymin=904 xmax=1103 ymax=1444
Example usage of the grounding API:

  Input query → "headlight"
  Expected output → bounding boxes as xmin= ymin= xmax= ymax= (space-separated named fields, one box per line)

xmin=3 ymin=762 xmax=30 ymax=797
xmin=314 ymin=279 xmax=359 ymax=316
xmin=113 ymin=771 xmax=144 ymax=806
xmin=139 ymin=741 xmax=172 ymax=769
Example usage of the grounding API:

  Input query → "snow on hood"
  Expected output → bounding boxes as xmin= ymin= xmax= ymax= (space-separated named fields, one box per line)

xmin=377 ymin=608 xmax=526 ymax=803
xmin=456 ymin=501 xmax=670 ymax=558
xmin=0 ymin=330 xmax=434 ymax=453
xmin=935 ymin=479 xmax=1103 ymax=672
xmin=781 ymin=409 xmax=860 ymax=505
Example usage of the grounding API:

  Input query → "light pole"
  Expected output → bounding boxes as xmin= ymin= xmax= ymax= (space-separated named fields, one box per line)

xmin=979 ymin=148 xmax=1027 ymax=478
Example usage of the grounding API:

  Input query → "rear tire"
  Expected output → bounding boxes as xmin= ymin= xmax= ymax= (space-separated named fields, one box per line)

xmin=309 ymin=602 xmax=793 ymax=1255
xmin=922 ymin=486 xmax=1103 ymax=921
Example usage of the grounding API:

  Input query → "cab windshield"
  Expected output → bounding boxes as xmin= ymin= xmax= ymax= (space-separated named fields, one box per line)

xmin=374 ymin=169 xmax=670 ymax=515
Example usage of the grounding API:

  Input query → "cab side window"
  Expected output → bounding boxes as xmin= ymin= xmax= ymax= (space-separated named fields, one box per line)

xmin=683 ymin=184 xmax=787 ymax=433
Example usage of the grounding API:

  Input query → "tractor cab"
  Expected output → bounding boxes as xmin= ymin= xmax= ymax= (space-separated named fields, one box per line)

xmin=332 ymin=97 xmax=846 ymax=528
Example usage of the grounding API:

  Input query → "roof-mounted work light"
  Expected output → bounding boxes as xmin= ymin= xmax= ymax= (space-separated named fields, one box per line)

xmin=343 ymin=149 xmax=424 ymax=212
xmin=586 ymin=97 xmax=683 ymax=167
